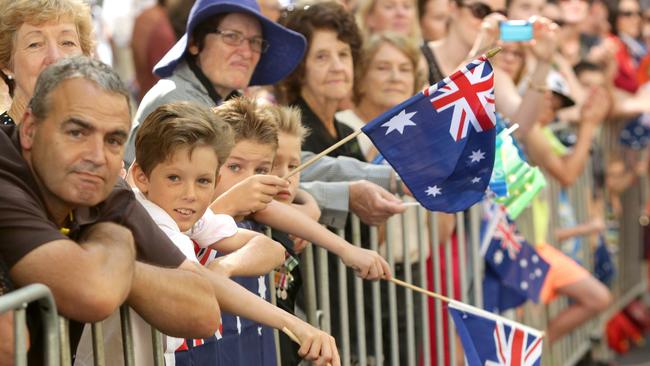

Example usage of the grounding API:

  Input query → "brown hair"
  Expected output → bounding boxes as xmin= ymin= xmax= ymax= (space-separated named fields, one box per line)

xmin=0 ymin=0 xmax=95 ymax=71
xmin=189 ymin=13 xmax=228 ymax=53
xmin=212 ymin=97 xmax=279 ymax=150
xmin=276 ymin=1 xmax=362 ymax=104
xmin=135 ymin=101 xmax=235 ymax=176
xmin=353 ymin=32 xmax=423 ymax=104
xmin=262 ymin=104 xmax=310 ymax=143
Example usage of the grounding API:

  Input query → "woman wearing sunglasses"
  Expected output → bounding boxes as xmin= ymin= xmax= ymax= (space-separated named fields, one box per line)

xmin=606 ymin=0 xmax=646 ymax=92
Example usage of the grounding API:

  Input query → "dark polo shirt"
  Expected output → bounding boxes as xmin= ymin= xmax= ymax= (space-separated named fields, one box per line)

xmin=0 ymin=125 xmax=186 ymax=363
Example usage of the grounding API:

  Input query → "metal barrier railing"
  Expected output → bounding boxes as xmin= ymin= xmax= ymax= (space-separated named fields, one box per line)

xmin=0 ymin=283 xmax=60 ymax=366
xmin=4 ymin=129 xmax=647 ymax=366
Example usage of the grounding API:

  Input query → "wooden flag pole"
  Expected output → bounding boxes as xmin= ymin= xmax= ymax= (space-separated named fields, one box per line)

xmin=281 ymin=327 xmax=333 ymax=366
xmin=388 ymin=277 xmax=546 ymax=339
xmin=282 ymin=46 xmax=502 ymax=181
xmin=282 ymin=129 xmax=362 ymax=180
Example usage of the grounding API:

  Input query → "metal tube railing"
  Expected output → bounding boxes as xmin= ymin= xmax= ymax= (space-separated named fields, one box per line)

xmin=401 ymin=210 xmax=416 ymax=366
xmin=369 ymin=226 xmax=383 ymax=364
xmin=351 ymin=217 xmax=368 ymax=366
xmin=336 ymin=228 xmax=351 ymax=366
xmin=0 ymin=284 xmax=60 ymax=366
xmin=90 ymin=322 xmax=105 ymax=366
xmin=7 ymin=148 xmax=649 ymax=366
xmin=385 ymin=216 xmax=399 ymax=366
xmin=417 ymin=206 xmax=432 ymax=366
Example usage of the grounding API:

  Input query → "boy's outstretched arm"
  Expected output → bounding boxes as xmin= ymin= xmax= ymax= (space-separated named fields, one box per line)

xmin=253 ymin=201 xmax=392 ymax=280
xmin=207 ymin=229 xmax=286 ymax=277
xmin=291 ymin=189 xmax=321 ymax=220
xmin=198 ymin=267 xmax=340 ymax=366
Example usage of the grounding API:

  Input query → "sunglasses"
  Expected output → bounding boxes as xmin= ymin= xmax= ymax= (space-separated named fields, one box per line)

xmin=619 ymin=10 xmax=641 ymax=17
xmin=461 ymin=2 xmax=507 ymax=19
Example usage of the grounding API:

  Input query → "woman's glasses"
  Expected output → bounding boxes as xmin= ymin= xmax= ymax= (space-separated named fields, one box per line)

xmin=210 ymin=29 xmax=269 ymax=53
xmin=618 ymin=10 xmax=641 ymax=17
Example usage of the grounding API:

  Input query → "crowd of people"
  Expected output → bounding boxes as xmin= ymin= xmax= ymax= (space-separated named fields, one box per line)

xmin=0 ymin=0 xmax=649 ymax=365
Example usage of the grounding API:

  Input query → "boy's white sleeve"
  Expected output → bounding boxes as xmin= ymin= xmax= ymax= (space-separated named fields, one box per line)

xmin=188 ymin=208 xmax=238 ymax=248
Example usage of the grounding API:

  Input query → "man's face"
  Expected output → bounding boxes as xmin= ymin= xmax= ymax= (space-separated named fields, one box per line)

xmin=20 ymin=78 xmax=131 ymax=215
xmin=135 ymin=145 xmax=219 ymax=232
xmin=190 ymin=12 xmax=263 ymax=98
xmin=215 ymin=139 xmax=275 ymax=197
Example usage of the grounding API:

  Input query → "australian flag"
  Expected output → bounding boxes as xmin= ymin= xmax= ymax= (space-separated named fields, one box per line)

xmin=620 ymin=114 xmax=650 ymax=150
xmin=449 ymin=301 xmax=544 ymax=366
xmin=361 ymin=56 xmax=496 ymax=212
xmin=481 ymin=203 xmax=549 ymax=313
xmin=594 ymin=235 xmax=615 ymax=286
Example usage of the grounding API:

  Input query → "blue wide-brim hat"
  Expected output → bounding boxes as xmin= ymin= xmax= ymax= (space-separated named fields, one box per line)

xmin=153 ymin=0 xmax=306 ymax=86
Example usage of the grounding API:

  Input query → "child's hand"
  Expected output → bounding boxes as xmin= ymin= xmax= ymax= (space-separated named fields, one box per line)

xmin=287 ymin=318 xmax=340 ymax=366
xmin=212 ymin=175 xmax=289 ymax=217
xmin=341 ymin=245 xmax=392 ymax=280
xmin=288 ymin=234 xmax=310 ymax=254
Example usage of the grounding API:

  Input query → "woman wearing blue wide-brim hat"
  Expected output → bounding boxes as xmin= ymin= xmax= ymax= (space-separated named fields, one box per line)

xmin=124 ymin=0 xmax=307 ymax=165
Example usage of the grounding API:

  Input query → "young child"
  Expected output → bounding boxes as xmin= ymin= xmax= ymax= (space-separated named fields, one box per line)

xmin=264 ymin=104 xmax=316 ymax=366
xmin=204 ymin=97 xmax=390 ymax=364
xmin=76 ymin=101 xmax=339 ymax=366
xmin=212 ymin=98 xmax=392 ymax=281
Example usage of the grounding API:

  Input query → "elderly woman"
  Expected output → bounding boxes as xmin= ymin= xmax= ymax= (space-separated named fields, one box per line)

xmin=337 ymin=32 xmax=422 ymax=160
xmin=0 ymin=0 xmax=93 ymax=126
xmin=278 ymin=1 xmax=364 ymax=161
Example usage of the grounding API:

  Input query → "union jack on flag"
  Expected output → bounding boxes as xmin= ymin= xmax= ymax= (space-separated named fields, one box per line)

xmin=426 ymin=57 xmax=496 ymax=141
xmin=493 ymin=218 xmax=524 ymax=260
xmin=449 ymin=301 xmax=544 ymax=366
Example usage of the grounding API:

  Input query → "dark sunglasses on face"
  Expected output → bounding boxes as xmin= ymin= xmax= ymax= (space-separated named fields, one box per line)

xmin=619 ymin=10 xmax=641 ymax=17
xmin=461 ymin=2 xmax=507 ymax=19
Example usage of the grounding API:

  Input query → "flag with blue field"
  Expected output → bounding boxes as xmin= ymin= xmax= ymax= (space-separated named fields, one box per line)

xmin=361 ymin=56 xmax=496 ymax=212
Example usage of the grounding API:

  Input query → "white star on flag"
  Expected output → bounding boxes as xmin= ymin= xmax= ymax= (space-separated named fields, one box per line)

xmin=426 ymin=185 xmax=442 ymax=197
xmin=493 ymin=250 xmax=504 ymax=265
xmin=469 ymin=149 xmax=485 ymax=163
xmin=258 ymin=275 xmax=267 ymax=299
xmin=471 ymin=177 xmax=481 ymax=184
xmin=381 ymin=109 xmax=417 ymax=135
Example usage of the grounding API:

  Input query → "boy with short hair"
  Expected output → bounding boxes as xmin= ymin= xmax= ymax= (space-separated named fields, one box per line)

xmin=203 ymin=97 xmax=390 ymax=365
xmin=264 ymin=103 xmax=319 ymax=365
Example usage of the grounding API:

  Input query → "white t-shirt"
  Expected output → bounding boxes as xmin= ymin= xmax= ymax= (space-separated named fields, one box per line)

xmin=74 ymin=190 xmax=237 ymax=366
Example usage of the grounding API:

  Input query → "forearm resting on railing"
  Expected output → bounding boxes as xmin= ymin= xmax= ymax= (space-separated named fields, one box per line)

xmin=208 ymin=235 xmax=286 ymax=277
xmin=10 ymin=222 xmax=136 ymax=322
xmin=127 ymin=260 xmax=220 ymax=338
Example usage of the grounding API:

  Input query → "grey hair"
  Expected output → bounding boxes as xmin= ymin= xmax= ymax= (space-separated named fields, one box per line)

xmin=29 ymin=56 xmax=131 ymax=121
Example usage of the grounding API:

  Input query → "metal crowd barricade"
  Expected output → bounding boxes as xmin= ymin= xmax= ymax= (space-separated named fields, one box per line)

xmin=0 ymin=283 xmax=60 ymax=366
xmin=9 ymin=145 xmax=647 ymax=366
xmin=287 ymin=159 xmax=646 ymax=365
